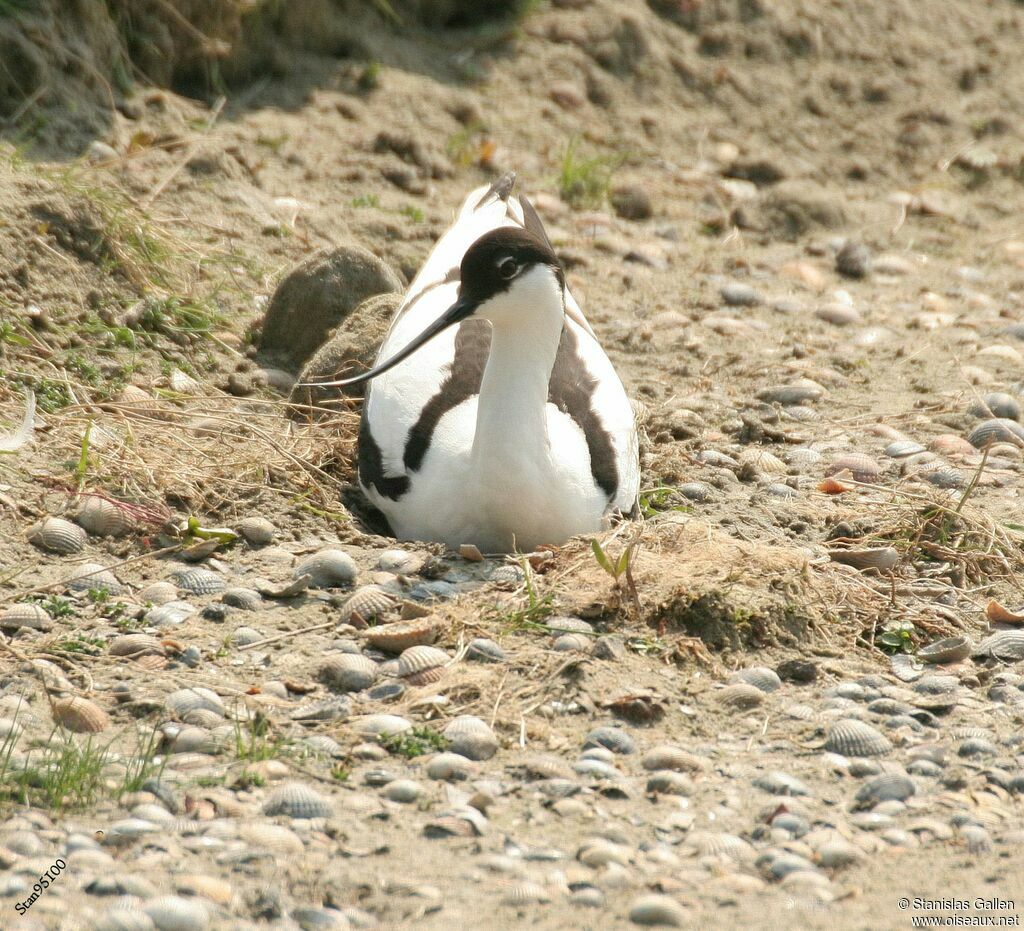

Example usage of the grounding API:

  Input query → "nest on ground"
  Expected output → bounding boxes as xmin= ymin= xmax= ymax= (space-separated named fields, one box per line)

xmin=2 ymin=376 xmax=357 ymax=521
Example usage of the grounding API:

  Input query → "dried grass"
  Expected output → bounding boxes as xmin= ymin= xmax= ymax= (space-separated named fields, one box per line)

xmin=2 ymin=376 xmax=357 ymax=522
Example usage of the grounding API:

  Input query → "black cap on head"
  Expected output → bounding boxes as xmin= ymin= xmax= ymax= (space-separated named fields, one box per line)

xmin=459 ymin=226 xmax=563 ymax=305
xmin=297 ymin=227 xmax=562 ymax=389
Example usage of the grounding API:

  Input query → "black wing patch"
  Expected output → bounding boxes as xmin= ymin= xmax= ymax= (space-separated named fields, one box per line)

xmin=403 ymin=319 xmax=491 ymax=472
xmin=519 ymin=193 xmax=555 ymax=254
xmin=358 ymin=403 xmax=411 ymax=501
xmin=548 ymin=325 xmax=619 ymax=500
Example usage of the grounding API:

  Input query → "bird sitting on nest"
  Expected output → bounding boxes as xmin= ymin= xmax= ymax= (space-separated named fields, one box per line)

xmin=306 ymin=172 xmax=639 ymax=553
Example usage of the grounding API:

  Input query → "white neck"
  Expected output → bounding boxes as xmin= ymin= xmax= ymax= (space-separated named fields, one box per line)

xmin=471 ymin=267 xmax=564 ymax=469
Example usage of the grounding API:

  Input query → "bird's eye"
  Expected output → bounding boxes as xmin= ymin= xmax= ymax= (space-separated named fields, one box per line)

xmin=497 ymin=256 xmax=518 ymax=279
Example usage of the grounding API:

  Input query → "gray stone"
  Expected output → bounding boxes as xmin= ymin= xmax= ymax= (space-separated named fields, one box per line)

xmin=260 ymin=246 xmax=402 ymax=370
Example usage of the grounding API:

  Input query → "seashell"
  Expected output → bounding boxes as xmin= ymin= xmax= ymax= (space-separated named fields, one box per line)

xmin=753 ymin=770 xmax=810 ymax=796
xmin=816 ymin=303 xmax=861 ymax=326
xmin=352 ymin=714 xmax=412 ymax=739
xmin=231 ymin=626 xmax=263 ymax=646
xmin=142 ymin=895 xmax=209 ymax=930
xmin=489 ymin=563 xmax=525 ymax=584
xmin=885 ymin=440 xmax=926 ymax=458
xmin=0 ymin=603 xmax=52 ymax=631
xmin=383 ymin=778 xmax=421 ymax=803
xmin=581 ymin=726 xmax=634 ymax=757
xmin=75 ymin=496 xmax=134 ymax=537
xmin=221 ymin=587 xmax=262 ymax=611
xmin=426 ymin=751 xmax=479 ymax=782
xmin=547 ymin=616 xmax=595 ymax=635
xmin=827 ymin=453 xmax=881 ymax=483
xmin=929 ymin=434 xmax=974 ymax=457
xmin=443 ymin=715 xmax=498 ymax=761
xmin=295 ymin=548 xmax=358 ymax=587
xmin=577 ymin=837 xmax=631 ymax=867
xmin=240 ymin=822 xmax=304 ymax=854
xmin=688 ymin=831 xmax=755 ymax=862
xmin=919 ymin=466 xmax=965 ymax=489
xmin=824 ymin=719 xmax=892 ymax=757
xmin=290 ymin=696 xmax=350 ymax=723
xmin=424 ymin=809 xmax=486 ymax=838
xmin=986 ymin=599 xmax=1024 ymax=626
xmin=52 ymin=696 xmax=110 ymax=733
xmin=27 ymin=517 xmax=87 ymax=554
xmin=967 ymin=418 xmax=1024 ymax=449
xmin=466 ymin=637 xmax=506 ymax=663
xmin=553 ymin=632 xmax=593 ymax=652
xmin=642 ymin=746 xmax=706 ymax=773
xmin=340 ymin=585 xmax=396 ymax=626
xmin=854 ymin=773 xmax=916 ymax=807
xmin=263 ymin=782 xmax=333 ymax=819
xmin=169 ymin=567 xmax=225 ymax=595
xmin=319 ymin=653 xmax=378 ymax=693
xmin=396 ymin=645 xmax=450 ymax=684
xmin=729 ymin=666 xmax=782 ymax=693
xmin=145 ymin=601 xmax=196 ymax=627
xmin=974 ymin=630 xmax=1024 ymax=661
xmin=513 ymin=754 xmax=574 ymax=781
xmin=237 ymin=516 xmax=276 ymax=545
xmin=367 ymin=681 xmax=405 ymax=702
xmin=786 ymin=447 xmax=822 ymax=472
xmin=716 ymin=683 xmax=765 ymax=710
xmin=757 ymin=383 xmax=824 ymax=405
xmin=180 ymin=708 xmax=224 ymax=728
xmin=256 ymin=575 xmax=310 ymax=598
xmin=92 ymin=907 xmax=156 ymax=931
xmin=362 ymin=617 xmax=439 ymax=654
xmin=918 ymin=635 xmax=972 ymax=665
xmin=829 ymin=547 xmax=899 ymax=571
xmin=628 ymin=894 xmax=688 ymax=927
xmin=65 ymin=563 xmax=123 ymax=594
xmin=135 ymin=654 xmax=169 ymax=671
xmin=304 ymin=734 xmax=345 ymax=758
xmin=501 ymin=881 xmax=551 ymax=906
xmin=738 ymin=447 xmax=787 ymax=475
xmin=117 ymin=385 xmax=167 ymax=420
xmin=604 ymin=689 xmax=667 ymax=723
xmin=646 ymin=770 xmax=692 ymax=796
xmin=968 ymin=393 xmax=1021 ymax=421
xmin=377 ymin=549 xmax=423 ymax=574
xmin=174 ymin=874 xmax=232 ymax=906
xmin=168 ymin=726 xmax=222 ymax=755
xmin=165 ymin=687 xmax=224 ymax=719
xmin=817 ymin=476 xmax=852 ymax=494
xmin=110 ymin=634 xmax=166 ymax=659
xmin=138 ymin=581 xmax=178 ymax=605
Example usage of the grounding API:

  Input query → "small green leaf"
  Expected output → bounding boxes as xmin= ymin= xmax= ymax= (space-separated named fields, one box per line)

xmin=615 ymin=545 xmax=633 ymax=578
xmin=591 ymin=538 xmax=614 ymax=577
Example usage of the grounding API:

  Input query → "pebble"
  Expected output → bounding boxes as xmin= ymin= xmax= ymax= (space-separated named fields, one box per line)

xmin=629 ymin=894 xmax=688 ymax=926
xmin=720 ymin=282 xmax=762 ymax=306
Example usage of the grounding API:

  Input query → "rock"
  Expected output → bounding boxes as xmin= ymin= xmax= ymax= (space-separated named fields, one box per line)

xmin=260 ymin=246 xmax=403 ymax=369
xmin=290 ymin=292 xmax=402 ymax=409
xmin=610 ymin=184 xmax=653 ymax=220
xmin=720 ymin=282 xmax=762 ymax=307
xmin=836 ymin=240 xmax=872 ymax=278
xmin=741 ymin=181 xmax=847 ymax=241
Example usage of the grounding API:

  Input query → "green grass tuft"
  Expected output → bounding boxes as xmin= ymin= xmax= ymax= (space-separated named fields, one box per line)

xmin=557 ymin=137 xmax=622 ymax=208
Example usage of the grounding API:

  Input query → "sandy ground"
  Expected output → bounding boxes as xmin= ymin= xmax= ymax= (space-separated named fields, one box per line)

xmin=2 ymin=1 xmax=1024 ymax=929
